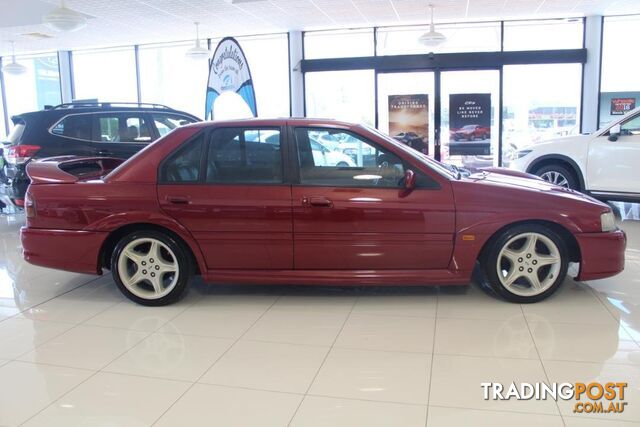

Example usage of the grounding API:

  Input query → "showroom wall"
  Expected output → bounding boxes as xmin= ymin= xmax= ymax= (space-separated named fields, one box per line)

xmin=0 ymin=14 xmax=639 ymax=160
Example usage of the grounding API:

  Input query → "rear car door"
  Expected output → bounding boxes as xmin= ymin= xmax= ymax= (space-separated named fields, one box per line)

xmin=587 ymin=112 xmax=640 ymax=194
xmin=290 ymin=126 xmax=455 ymax=270
xmin=157 ymin=126 xmax=293 ymax=270
xmin=92 ymin=112 xmax=154 ymax=158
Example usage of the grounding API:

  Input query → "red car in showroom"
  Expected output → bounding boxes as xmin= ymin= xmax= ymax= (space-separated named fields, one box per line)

xmin=20 ymin=118 xmax=625 ymax=306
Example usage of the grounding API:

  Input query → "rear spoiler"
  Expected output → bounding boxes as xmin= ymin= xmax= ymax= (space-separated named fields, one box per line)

xmin=26 ymin=156 xmax=125 ymax=184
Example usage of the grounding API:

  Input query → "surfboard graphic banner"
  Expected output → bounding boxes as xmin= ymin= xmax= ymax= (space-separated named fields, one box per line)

xmin=205 ymin=37 xmax=257 ymax=120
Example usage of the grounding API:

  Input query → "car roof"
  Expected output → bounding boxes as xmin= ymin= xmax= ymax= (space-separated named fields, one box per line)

xmin=183 ymin=117 xmax=359 ymax=130
xmin=13 ymin=103 xmax=201 ymax=122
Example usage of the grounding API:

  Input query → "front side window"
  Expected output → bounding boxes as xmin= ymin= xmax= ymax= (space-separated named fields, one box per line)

xmin=97 ymin=115 xmax=152 ymax=143
xmin=160 ymin=133 xmax=204 ymax=183
xmin=50 ymin=114 xmax=93 ymax=140
xmin=295 ymin=128 xmax=407 ymax=188
xmin=621 ymin=114 xmax=640 ymax=136
xmin=152 ymin=114 xmax=197 ymax=137
xmin=206 ymin=127 xmax=282 ymax=184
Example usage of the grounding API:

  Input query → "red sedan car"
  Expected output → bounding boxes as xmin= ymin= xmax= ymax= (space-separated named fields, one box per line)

xmin=20 ymin=118 xmax=625 ymax=306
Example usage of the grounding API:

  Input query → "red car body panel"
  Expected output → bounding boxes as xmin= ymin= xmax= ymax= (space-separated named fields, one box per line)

xmin=20 ymin=118 xmax=626 ymax=286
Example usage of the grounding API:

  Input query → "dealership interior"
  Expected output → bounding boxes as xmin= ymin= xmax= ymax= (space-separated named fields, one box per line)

xmin=1 ymin=0 xmax=640 ymax=426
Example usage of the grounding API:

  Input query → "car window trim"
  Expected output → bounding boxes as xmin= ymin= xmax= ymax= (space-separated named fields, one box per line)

xmin=48 ymin=111 xmax=194 ymax=144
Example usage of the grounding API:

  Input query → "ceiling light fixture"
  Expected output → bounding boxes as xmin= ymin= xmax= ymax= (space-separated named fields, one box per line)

xmin=418 ymin=3 xmax=446 ymax=48
xmin=2 ymin=41 xmax=27 ymax=76
xmin=186 ymin=22 xmax=210 ymax=59
xmin=43 ymin=0 xmax=87 ymax=32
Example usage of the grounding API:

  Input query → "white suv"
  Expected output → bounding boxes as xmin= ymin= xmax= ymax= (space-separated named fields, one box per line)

xmin=510 ymin=106 xmax=640 ymax=201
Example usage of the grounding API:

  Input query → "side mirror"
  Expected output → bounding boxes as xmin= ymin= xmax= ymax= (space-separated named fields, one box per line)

xmin=404 ymin=169 xmax=416 ymax=190
xmin=608 ymin=124 xmax=621 ymax=142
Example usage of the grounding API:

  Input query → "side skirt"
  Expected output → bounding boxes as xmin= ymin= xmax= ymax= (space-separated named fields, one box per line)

xmin=201 ymin=269 xmax=472 ymax=286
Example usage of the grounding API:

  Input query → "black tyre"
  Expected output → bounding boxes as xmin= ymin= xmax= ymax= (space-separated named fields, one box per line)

xmin=483 ymin=224 xmax=569 ymax=303
xmin=111 ymin=230 xmax=193 ymax=306
xmin=534 ymin=164 xmax=578 ymax=190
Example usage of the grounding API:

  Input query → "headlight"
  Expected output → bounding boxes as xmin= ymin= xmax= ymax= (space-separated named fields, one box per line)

xmin=601 ymin=211 xmax=616 ymax=232
xmin=511 ymin=149 xmax=532 ymax=160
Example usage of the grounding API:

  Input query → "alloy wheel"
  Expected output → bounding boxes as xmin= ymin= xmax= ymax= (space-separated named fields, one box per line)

xmin=496 ymin=232 xmax=562 ymax=297
xmin=117 ymin=237 xmax=179 ymax=300
xmin=540 ymin=170 xmax=569 ymax=188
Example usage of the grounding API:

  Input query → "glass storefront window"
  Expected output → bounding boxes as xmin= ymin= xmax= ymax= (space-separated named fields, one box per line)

xmin=3 ymin=53 xmax=61 ymax=130
xmin=502 ymin=63 xmax=582 ymax=166
xmin=599 ymin=15 xmax=640 ymax=127
xmin=233 ymin=34 xmax=290 ymax=118
xmin=304 ymin=28 xmax=374 ymax=59
xmin=72 ymin=47 xmax=137 ymax=102
xmin=503 ymin=19 xmax=583 ymax=51
xmin=138 ymin=42 xmax=208 ymax=119
xmin=376 ymin=22 xmax=501 ymax=55
xmin=305 ymin=70 xmax=375 ymax=126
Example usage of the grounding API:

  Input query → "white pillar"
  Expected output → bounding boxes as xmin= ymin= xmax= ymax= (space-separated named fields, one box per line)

xmin=289 ymin=31 xmax=304 ymax=117
xmin=57 ymin=50 xmax=73 ymax=103
xmin=582 ymin=15 xmax=602 ymax=133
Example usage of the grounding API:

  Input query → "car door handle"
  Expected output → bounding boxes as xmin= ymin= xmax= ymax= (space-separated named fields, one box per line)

xmin=167 ymin=196 xmax=190 ymax=205
xmin=96 ymin=149 xmax=112 ymax=156
xmin=302 ymin=196 xmax=333 ymax=208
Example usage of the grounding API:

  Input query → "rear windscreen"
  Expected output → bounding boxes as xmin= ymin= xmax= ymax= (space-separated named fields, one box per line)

xmin=6 ymin=120 xmax=25 ymax=145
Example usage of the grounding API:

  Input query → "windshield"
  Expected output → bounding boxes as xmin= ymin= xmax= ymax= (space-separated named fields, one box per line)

xmin=361 ymin=124 xmax=459 ymax=180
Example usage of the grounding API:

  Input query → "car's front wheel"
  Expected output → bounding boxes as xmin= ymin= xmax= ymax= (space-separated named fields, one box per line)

xmin=483 ymin=224 xmax=568 ymax=303
xmin=111 ymin=230 xmax=193 ymax=306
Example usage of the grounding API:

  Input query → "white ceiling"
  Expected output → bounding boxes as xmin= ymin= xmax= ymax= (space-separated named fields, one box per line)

xmin=1 ymin=0 xmax=639 ymax=56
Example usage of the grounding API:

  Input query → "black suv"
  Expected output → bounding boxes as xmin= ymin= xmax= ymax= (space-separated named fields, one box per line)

xmin=0 ymin=102 xmax=200 ymax=208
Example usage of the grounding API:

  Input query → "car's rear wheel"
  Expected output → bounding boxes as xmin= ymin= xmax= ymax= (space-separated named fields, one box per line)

xmin=111 ymin=230 xmax=193 ymax=306
xmin=534 ymin=164 xmax=578 ymax=190
xmin=483 ymin=224 xmax=568 ymax=303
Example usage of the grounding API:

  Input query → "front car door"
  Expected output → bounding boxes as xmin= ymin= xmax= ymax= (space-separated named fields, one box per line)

xmin=157 ymin=126 xmax=293 ymax=270
xmin=587 ymin=112 xmax=640 ymax=194
xmin=290 ymin=125 xmax=455 ymax=270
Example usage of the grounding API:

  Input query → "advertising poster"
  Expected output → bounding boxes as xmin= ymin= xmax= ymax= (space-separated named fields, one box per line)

xmin=611 ymin=97 xmax=636 ymax=115
xmin=449 ymin=93 xmax=491 ymax=156
xmin=205 ymin=37 xmax=257 ymax=120
xmin=388 ymin=94 xmax=429 ymax=154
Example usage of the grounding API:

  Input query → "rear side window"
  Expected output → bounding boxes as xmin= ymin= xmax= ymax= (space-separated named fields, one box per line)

xmin=97 ymin=115 xmax=152 ymax=143
xmin=7 ymin=121 xmax=25 ymax=144
xmin=50 ymin=114 xmax=92 ymax=141
xmin=152 ymin=114 xmax=197 ymax=137
xmin=206 ymin=128 xmax=283 ymax=184
xmin=160 ymin=133 xmax=204 ymax=183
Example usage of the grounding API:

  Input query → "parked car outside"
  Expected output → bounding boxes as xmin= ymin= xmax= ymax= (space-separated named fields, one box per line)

xmin=510 ymin=106 xmax=640 ymax=201
xmin=21 ymin=118 xmax=625 ymax=306
xmin=0 ymin=102 xmax=200 ymax=208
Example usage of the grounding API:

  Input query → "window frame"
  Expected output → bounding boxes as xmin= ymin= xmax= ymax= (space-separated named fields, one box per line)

xmin=158 ymin=125 xmax=290 ymax=186
xmin=290 ymin=126 xmax=439 ymax=190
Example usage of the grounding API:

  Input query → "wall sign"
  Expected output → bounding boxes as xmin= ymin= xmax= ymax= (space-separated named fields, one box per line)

xmin=205 ymin=37 xmax=257 ymax=120
xmin=388 ymin=94 xmax=429 ymax=154
xmin=611 ymin=97 xmax=636 ymax=116
xmin=449 ymin=93 xmax=491 ymax=156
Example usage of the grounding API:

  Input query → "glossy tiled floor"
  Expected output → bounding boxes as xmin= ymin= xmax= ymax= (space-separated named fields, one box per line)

xmin=0 ymin=204 xmax=639 ymax=426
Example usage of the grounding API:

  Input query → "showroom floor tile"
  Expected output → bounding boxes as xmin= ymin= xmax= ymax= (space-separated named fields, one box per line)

xmin=0 ymin=204 xmax=639 ymax=426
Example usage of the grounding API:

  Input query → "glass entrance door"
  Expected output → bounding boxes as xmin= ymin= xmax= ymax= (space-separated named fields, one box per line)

xmin=439 ymin=69 xmax=500 ymax=168
xmin=377 ymin=72 xmax=435 ymax=157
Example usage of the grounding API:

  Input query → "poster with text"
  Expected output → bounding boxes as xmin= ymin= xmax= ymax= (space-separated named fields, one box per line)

xmin=449 ymin=93 xmax=491 ymax=156
xmin=388 ymin=94 xmax=429 ymax=154
xmin=611 ymin=97 xmax=636 ymax=115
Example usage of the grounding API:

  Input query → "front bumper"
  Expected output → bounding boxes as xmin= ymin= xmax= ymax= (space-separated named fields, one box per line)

xmin=575 ymin=229 xmax=626 ymax=281
xmin=21 ymin=227 xmax=107 ymax=275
